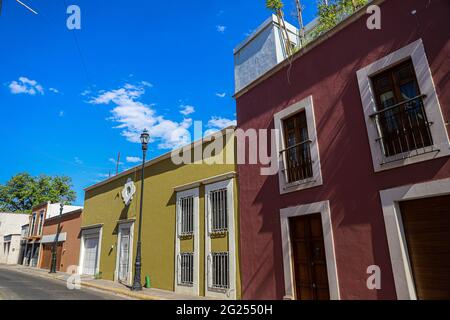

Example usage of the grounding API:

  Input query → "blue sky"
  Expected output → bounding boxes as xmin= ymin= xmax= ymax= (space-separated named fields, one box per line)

xmin=0 ymin=0 xmax=317 ymax=205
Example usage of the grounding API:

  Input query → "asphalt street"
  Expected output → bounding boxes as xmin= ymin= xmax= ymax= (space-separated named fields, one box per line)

xmin=0 ymin=267 xmax=127 ymax=300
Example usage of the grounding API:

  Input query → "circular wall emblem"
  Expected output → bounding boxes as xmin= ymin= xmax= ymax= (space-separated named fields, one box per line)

xmin=122 ymin=178 xmax=136 ymax=206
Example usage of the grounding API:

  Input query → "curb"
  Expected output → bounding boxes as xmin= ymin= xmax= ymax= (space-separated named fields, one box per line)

xmin=80 ymin=281 xmax=160 ymax=300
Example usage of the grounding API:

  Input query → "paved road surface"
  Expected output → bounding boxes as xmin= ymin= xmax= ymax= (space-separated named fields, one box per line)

xmin=0 ymin=267 xmax=127 ymax=300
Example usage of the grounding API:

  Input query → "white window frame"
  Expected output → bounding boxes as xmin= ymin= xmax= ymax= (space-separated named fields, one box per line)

xmin=114 ymin=221 xmax=134 ymax=286
xmin=175 ymin=188 xmax=199 ymax=296
xmin=29 ymin=213 xmax=36 ymax=236
xmin=37 ymin=211 xmax=44 ymax=235
xmin=379 ymin=177 xmax=450 ymax=300
xmin=280 ymin=200 xmax=340 ymax=300
xmin=178 ymin=195 xmax=195 ymax=237
xmin=274 ymin=95 xmax=323 ymax=194
xmin=205 ymin=179 xmax=237 ymax=300
xmin=356 ymin=38 xmax=450 ymax=172
xmin=208 ymin=188 xmax=229 ymax=234
xmin=78 ymin=226 xmax=103 ymax=276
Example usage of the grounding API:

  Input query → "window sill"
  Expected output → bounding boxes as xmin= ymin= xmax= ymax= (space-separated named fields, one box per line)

xmin=284 ymin=177 xmax=316 ymax=188
xmin=373 ymin=142 xmax=450 ymax=172
xmin=380 ymin=145 xmax=440 ymax=166
xmin=279 ymin=176 xmax=323 ymax=195
xmin=178 ymin=233 xmax=194 ymax=239
xmin=209 ymin=230 xmax=228 ymax=238
xmin=208 ymin=287 xmax=230 ymax=294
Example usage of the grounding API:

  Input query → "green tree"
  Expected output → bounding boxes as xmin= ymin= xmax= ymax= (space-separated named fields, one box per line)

xmin=0 ymin=173 xmax=76 ymax=213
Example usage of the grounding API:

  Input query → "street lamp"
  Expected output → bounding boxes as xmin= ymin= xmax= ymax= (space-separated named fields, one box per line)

xmin=131 ymin=129 xmax=150 ymax=291
xmin=49 ymin=202 xmax=64 ymax=274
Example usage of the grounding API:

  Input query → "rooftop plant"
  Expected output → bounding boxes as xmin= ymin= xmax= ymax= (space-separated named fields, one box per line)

xmin=313 ymin=0 xmax=369 ymax=37
xmin=263 ymin=0 xmax=369 ymax=57
xmin=266 ymin=0 xmax=293 ymax=56
xmin=266 ymin=0 xmax=284 ymax=10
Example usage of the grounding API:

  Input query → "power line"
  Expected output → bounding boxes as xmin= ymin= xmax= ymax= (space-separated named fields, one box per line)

xmin=16 ymin=0 xmax=38 ymax=15
xmin=26 ymin=0 xmax=95 ymax=90
xmin=62 ymin=0 xmax=93 ymax=89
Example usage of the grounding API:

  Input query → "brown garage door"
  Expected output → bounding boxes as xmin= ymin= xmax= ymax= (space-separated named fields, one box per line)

xmin=290 ymin=213 xmax=330 ymax=300
xmin=40 ymin=243 xmax=63 ymax=271
xmin=400 ymin=194 xmax=450 ymax=300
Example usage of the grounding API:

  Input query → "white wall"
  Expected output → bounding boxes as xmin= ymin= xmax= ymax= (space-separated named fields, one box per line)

xmin=45 ymin=203 xmax=83 ymax=219
xmin=2 ymin=235 xmax=22 ymax=264
xmin=234 ymin=15 xmax=299 ymax=94
xmin=0 ymin=213 xmax=30 ymax=264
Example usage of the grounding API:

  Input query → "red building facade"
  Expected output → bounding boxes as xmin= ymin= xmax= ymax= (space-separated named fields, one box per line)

xmin=39 ymin=209 xmax=82 ymax=273
xmin=235 ymin=0 xmax=450 ymax=300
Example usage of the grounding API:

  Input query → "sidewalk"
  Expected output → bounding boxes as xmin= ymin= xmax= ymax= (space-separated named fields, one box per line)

xmin=1 ymin=264 xmax=211 ymax=300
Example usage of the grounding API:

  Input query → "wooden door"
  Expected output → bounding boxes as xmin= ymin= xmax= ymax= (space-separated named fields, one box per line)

xmin=40 ymin=244 xmax=62 ymax=271
xmin=399 ymin=195 xmax=450 ymax=300
xmin=40 ymin=245 xmax=52 ymax=270
xmin=290 ymin=214 xmax=330 ymax=300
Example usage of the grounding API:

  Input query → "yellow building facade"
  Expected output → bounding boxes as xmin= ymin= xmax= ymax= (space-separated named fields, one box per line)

xmin=79 ymin=128 xmax=241 ymax=299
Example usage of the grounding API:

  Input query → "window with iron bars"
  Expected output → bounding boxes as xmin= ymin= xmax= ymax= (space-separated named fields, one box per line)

xmin=179 ymin=253 xmax=194 ymax=286
xmin=210 ymin=252 xmax=229 ymax=290
xmin=178 ymin=196 xmax=194 ymax=236
xmin=210 ymin=189 xmax=228 ymax=233
xmin=281 ymin=110 xmax=314 ymax=183
xmin=370 ymin=60 xmax=434 ymax=164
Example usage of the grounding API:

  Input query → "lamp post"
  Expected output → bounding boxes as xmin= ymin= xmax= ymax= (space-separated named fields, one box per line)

xmin=131 ymin=129 xmax=150 ymax=291
xmin=49 ymin=202 xmax=64 ymax=274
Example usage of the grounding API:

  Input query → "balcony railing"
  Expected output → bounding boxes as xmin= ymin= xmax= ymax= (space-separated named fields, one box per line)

xmin=280 ymin=140 xmax=314 ymax=184
xmin=369 ymin=95 xmax=436 ymax=164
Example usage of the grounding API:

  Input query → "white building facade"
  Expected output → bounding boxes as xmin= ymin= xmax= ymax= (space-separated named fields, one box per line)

xmin=0 ymin=213 xmax=30 ymax=265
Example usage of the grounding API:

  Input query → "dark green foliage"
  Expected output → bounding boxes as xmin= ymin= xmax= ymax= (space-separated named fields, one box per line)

xmin=313 ymin=0 xmax=368 ymax=37
xmin=266 ymin=0 xmax=284 ymax=11
xmin=0 ymin=173 xmax=76 ymax=213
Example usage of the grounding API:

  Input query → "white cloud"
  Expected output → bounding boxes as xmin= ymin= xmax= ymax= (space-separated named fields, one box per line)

xmin=180 ymin=105 xmax=195 ymax=116
xmin=81 ymin=89 xmax=91 ymax=96
xmin=89 ymin=82 xmax=192 ymax=150
xmin=8 ymin=77 xmax=44 ymax=95
xmin=204 ymin=116 xmax=237 ymax=136
xmin=74 ymin=157 xmax=83 ymax=165
xmin=49 ymin=87 xmax=59 ymax=94
xmin=126 ymin=156 xmax=142 ymax=163
xmin=215 ymin=92 xmax=226 ymax=98
xmin=216 ymin=25 xmax=226 ymax=33
xmin=141 ymin=81 xmax=153 ymax=87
